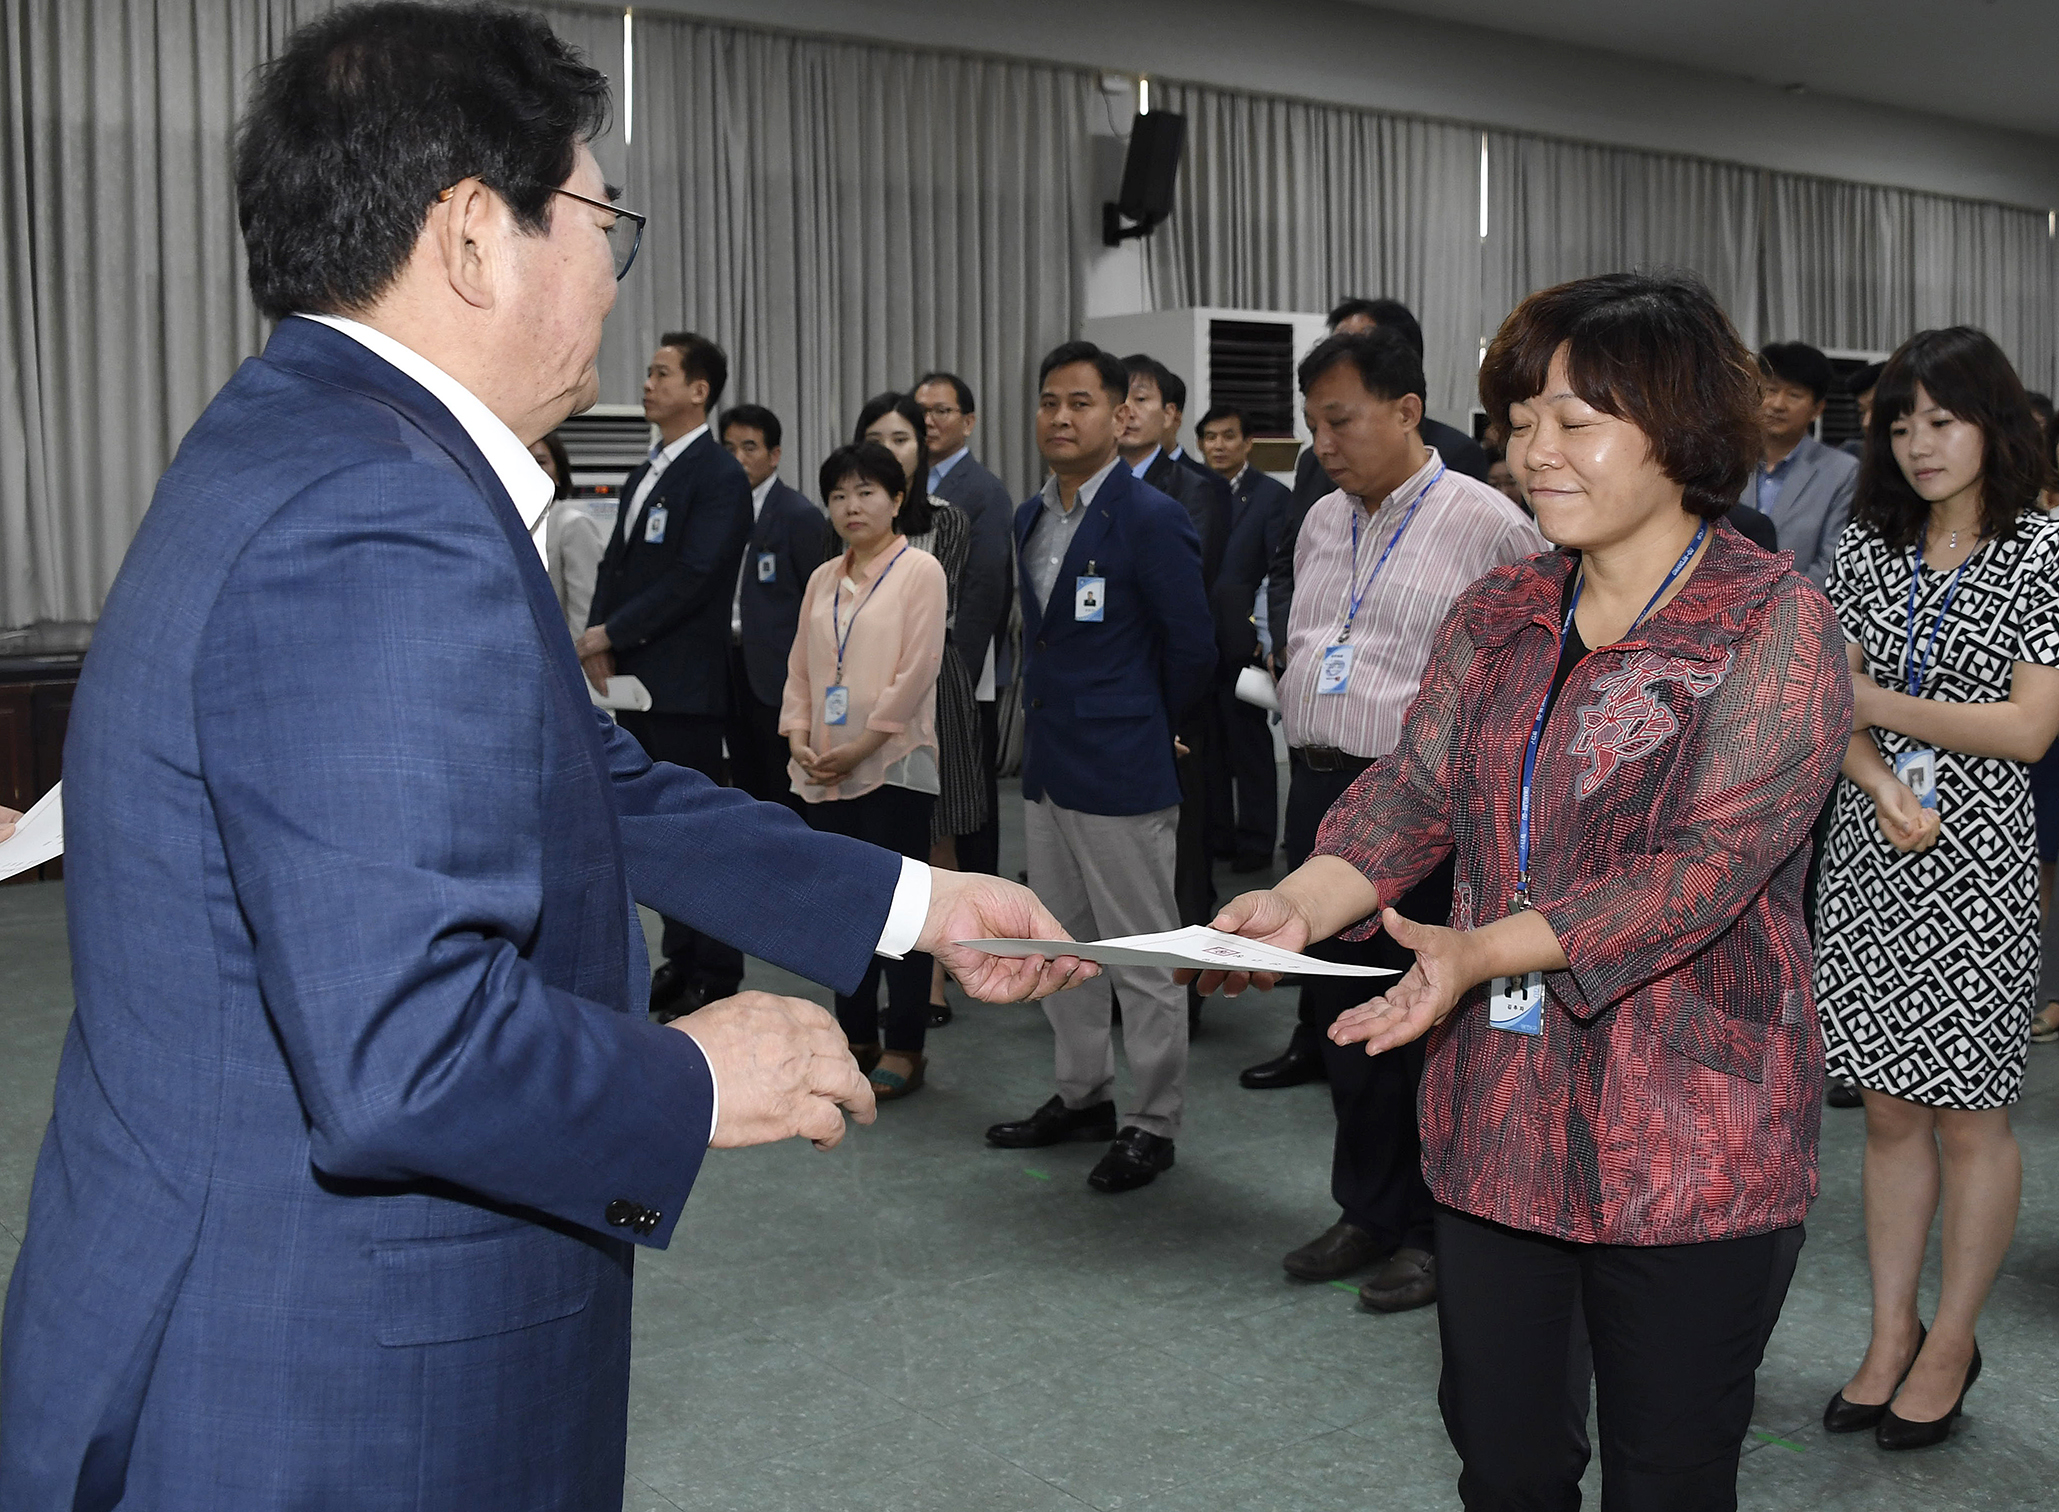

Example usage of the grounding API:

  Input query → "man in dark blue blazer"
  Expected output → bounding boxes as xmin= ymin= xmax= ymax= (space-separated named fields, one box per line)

xmin=1197 ymin=403 xmax=1294 ymax=870
xmin=984 ymin=343 xmax=1216 ymax=1195
xmin=720 ymin=403 xmax=827 ymax=810
xmin=581 ymin=331 xmax=753 ymax=1017
xmin=0 ymin=11 xmax=1083 ymax=1508
xmin=917 ymin=371 xmax=1015 ymax=883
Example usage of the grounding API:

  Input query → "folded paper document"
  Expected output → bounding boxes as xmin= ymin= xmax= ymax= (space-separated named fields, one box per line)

xmin=958 ymin=924 xmax=1398 ymax=978
xmin=0 ymin=781 xmax=63 ymax=883
xmin=588 ymin=674 xmax=653 ymax=712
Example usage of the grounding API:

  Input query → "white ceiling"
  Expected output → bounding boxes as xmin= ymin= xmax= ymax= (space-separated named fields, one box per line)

xmin=1355 ymin=0 xmax=2059 ymax=139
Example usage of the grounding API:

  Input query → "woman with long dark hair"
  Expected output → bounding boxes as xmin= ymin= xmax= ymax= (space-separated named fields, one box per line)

xmin=855 ymin=392 xmax=988 ymax=1020
xmin=1815 ymin=326 xmax=2059 ymax=1449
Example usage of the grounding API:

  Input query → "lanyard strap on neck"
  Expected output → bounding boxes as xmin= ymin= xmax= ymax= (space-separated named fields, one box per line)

xmin=1903 ymin=538 xmax=1973 ymax=698
xmin=834 ymin=544 xmax=909 ymax=681
xmin=1338 ymin=464 xmax=1445 ymax=643
xmin=1514 ymin=520 xmax=1707 ymax=907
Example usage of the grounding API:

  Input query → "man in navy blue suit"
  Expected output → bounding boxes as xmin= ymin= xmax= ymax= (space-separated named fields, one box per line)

xmin=720 ymin=402 xmax=826 ymax=810
xmin=0 ymin=8 xmax=1083 ymax=1509
xmin=985 ymin=342 xmax=1217 ymax=1193
xmin=581 ymin=330 xmax=752 ymax=1019
xmin=1197 ymin=403 xmax=1294 ymax=871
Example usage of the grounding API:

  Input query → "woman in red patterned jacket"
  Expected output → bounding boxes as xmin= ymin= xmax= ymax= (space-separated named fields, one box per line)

xmin=1196 ymin=272 xmax=1852 ymax=1510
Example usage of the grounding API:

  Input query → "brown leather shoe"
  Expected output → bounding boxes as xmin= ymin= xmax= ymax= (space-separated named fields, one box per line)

xmin=1283 ymin=1222 xmax=1387 ymax=1282
xmin=869 ymin=1053 xmax=926 ymax=1101
xmin=1358 ymin=1247 xmax=1436 ymax=1312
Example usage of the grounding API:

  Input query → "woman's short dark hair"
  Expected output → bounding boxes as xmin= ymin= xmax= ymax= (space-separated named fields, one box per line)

xmin=537 ymin=431 xmax=572 ymax=500
xmin=237 ymin=2 xmax=609 ymax=321
xmin=853 ymin=392 xmax=935 ymax=536
xmin=818 ymin=442 xmax=907 ymax=510
xmin=1479 ymin=272 xmax=1759 ymax=519
xmin=1853 ymin=326 xmax=2046 ymax=551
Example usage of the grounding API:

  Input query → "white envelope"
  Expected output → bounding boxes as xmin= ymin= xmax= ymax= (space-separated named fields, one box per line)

xmin=0 ymin=781 xmax=63 ymax=883
xmin=588 ymin=674 xmax=653 ymax=712
xmin=957 ymin=924 xmax=1397 ymax=978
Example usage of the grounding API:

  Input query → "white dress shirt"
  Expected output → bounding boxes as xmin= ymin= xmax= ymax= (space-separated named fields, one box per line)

xmin=632 ymin=423 xmax=708 ymax=516
xmin=293 ymin=313 xmax=935 ymax=1138
xmin=733 ymin=474 xmax=777 ymax=638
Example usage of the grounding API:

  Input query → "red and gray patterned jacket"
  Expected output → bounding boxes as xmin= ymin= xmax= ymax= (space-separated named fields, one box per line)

xmin=1314 ymin=525 xmax=1852 ymax=1245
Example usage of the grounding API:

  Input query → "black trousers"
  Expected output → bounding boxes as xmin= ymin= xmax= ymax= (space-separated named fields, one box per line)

xmin=1285 ymin=751 xmax=1449 ymax=1253
xmin=724 ymin=646 xmax=799 ymax=812
xmin=615 ymin=710 xmax=745 ymax=996
xmin=1436 ymin=1206 xmax=1803 ymax=1512
xmin=1213 ymin=679 xmax=1278 ymax=859
xmin=956 ymin=700 xmax=1002 ymax=878
xmin=802 ymin=785 xmax=936 ymax=1053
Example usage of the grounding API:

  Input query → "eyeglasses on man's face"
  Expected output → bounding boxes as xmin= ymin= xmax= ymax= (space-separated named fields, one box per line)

xmin=435 ymin=181 xmax=647 ymax=282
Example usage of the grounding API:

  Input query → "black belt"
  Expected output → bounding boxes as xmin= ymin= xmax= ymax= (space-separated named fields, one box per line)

xmin=1292 ymin=745 xmax=1373 ymax=774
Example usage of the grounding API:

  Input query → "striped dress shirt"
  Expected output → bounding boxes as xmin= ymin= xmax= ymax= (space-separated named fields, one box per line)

xmin=1280 ymin=449 xmax=1547 ymax=759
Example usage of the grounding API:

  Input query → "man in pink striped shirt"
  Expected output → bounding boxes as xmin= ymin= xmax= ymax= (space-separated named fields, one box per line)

xmin=1250 ymin=327 xmax=1543 ymax=1311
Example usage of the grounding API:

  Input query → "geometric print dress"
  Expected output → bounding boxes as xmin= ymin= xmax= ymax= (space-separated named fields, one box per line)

xmin=1815 ymin=511 xmax=2059 ymax=1108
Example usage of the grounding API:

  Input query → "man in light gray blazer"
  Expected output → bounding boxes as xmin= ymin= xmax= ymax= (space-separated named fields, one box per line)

xmin=1744 ymin=341 xmax=1858 ymax=587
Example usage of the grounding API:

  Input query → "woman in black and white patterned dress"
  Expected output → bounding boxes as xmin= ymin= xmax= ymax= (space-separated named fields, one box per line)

xmin=1815 ymin=327 xmax=2059 ymax=1450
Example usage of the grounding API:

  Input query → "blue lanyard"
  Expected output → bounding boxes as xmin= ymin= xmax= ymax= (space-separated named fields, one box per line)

xmin=1513 ymin=520 xmax=1707 ymax=908
xmin=1902 ymin=538 xmax=1973 ymax=697
xmin=1338 ymin=465 xmax=1445 ymax=642
xmin=833 ymin=544 xmax=909 ymax=682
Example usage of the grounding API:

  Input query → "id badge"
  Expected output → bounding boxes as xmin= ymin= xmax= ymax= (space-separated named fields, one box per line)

xmin=1489 ymin=972 xmax=1545 ymax=1035
xmin=757 ymin=552 xmax=777 ymax=583
xmin=1317 ymin=643 xmax=1354 ymax=695
xmin=643 ymin=506 xmax=668 ymax=545
xmin=824 ymin=685 xmax=849 ymax=726
xmin=1075 ymin=575 xmax=1105 ymax=622
xmin=1894 ymin=748 xmax=1938 ymax=809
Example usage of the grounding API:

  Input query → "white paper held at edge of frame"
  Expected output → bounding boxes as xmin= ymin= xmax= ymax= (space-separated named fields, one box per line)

xmin=0 ymin=781 xmax=63 ymax=883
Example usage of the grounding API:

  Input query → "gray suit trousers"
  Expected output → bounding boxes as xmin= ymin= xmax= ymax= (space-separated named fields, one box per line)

xmin=1024 ymin=797 xmax=1188 ymax=1137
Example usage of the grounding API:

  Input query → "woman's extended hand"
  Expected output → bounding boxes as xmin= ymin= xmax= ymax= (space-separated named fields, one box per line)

xmin=1179 ymin=888 xmax=1313 ymax=997
xmin=1329 ymin=908 xmax=1480 ymax=1056
xmin=1871 ymin=775 xmax=1940 ymax=853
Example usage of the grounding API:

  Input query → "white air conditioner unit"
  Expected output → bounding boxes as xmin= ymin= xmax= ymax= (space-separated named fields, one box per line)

xmin=551 ymin=403 xmax=649 ymax=500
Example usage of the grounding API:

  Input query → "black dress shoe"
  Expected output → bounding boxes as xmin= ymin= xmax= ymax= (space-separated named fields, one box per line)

xmin=1240 ymin=1026 xmax=1328 ymax=1090
xmin=1283 ymin=1221 xmax=1386 ymax=1282
xmin=1826 ymin=1077 xmax=1864 ymax=1109
xmin=648 ymin=962 xmax=692 ymax=1018
xmin=1358 ymin=1247 xmax=1437 ymax=1312
xmin=1824 ymin=1324 xmax=1925 ymax=1433
xmin=1877 ymin=1343 xmax=1980 ymax=1450
xmin=928 ymin=1001 xmax=953 ymax=1028
xmin=1087 ymin=1127 xmax=1175 ymax=1193
xmin=985 ymin=1095 xmax=1117 ymax=1149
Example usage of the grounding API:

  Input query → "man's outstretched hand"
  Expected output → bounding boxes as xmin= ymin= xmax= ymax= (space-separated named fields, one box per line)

xmin=674 ymin=991 xmax=876 ymax=1150
xmin=918 ymin=870 xmax=1098 ymax=1002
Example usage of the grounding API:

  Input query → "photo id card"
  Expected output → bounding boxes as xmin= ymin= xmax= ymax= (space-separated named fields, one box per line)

xmin=823 ymin=685 xmax=849 ymax=726
xmin=643 ymin=506 xmax=668 ymax=545
xmin=1489 ymin=971 xmax=1545 ymax=1035
xmin=757 ymin=552 xmax=777 ymax=583
xmin=1894 ymin=748 xmax=1938 ymax=809
xmin=1317 ymin=643 xmax=1354 ymax=695
xmin=1075 ymin=575 xmax=1105 ymax=622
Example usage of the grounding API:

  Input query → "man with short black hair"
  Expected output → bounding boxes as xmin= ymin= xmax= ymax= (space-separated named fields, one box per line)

xmin=584 ymin=332 xmax=754 ymax=1019
xmin=721 ymin=402 xmax=826 ymax=810
xmin=916 ymin=370 xmax=1013 ymax=883
xmin=1254 ymin=327 xmax=1543 ymax=1312
xmin=1745 ymin=340 xmax=1857 ymax=586
xmin=985 ymin=342 xmax=1216 ymax=1193
xmin=1198 ymin=402 xmax=1292 ymax=870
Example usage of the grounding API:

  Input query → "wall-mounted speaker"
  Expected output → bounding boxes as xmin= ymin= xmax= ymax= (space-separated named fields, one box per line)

xmin=1103 ymin=112 xmax=1185 ymax=247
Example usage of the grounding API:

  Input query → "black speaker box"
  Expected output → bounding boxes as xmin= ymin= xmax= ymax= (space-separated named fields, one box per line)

xmin=1116 ymin=111 xmax=1185 ymax=221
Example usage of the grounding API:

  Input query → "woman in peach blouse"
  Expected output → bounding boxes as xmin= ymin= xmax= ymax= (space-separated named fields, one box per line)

xmin=782 ymin=441 xmax=949 ymax=1099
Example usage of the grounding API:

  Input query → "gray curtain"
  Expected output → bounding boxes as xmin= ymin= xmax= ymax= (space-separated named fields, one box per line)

xmin=1142 ymin=83 xmax=1482 ymax=428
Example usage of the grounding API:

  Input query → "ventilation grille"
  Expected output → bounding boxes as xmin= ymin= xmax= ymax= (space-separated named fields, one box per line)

xmin=553 ymin=405 xmax=649 ymax=498
xmin=1208 ymin=319 xmax=1295 ymax=437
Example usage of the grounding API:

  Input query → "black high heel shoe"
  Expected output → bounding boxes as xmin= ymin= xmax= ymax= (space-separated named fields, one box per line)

xmin=1823 ymin=1323 xmax=1926 ymax=1433
xmin=1876 ymin=1342 xmax=1981 ymax=1451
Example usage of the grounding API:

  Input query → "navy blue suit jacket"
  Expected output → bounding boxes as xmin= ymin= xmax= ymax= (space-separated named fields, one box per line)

xmin=738 ymin=478 xmax=829 ymax=706
xmin=0 ymin=318 xmax=898 ymax=1511
xmin=588 ymin=430 xmax=752 ymax=713
xmin=1014 ymin=464 xmax=1217 ymax=816
xmin=928 ymin=451 xmax=1016 ymax=682
xmin=1218 ymin=466 xmax=1294 ymax=666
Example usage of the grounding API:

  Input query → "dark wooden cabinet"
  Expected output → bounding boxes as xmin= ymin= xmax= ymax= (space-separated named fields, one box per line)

xmin=1 ymin=656 xmax=81 ymax=884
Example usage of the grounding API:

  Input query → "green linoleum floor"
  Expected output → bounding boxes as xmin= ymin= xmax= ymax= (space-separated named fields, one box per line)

xmin=3 ymin=777 xmax=2056 ymax=1509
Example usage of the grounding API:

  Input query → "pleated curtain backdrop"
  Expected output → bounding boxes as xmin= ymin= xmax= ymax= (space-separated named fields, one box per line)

xmin=5 ymin=0 xmax=2059 ymax=628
